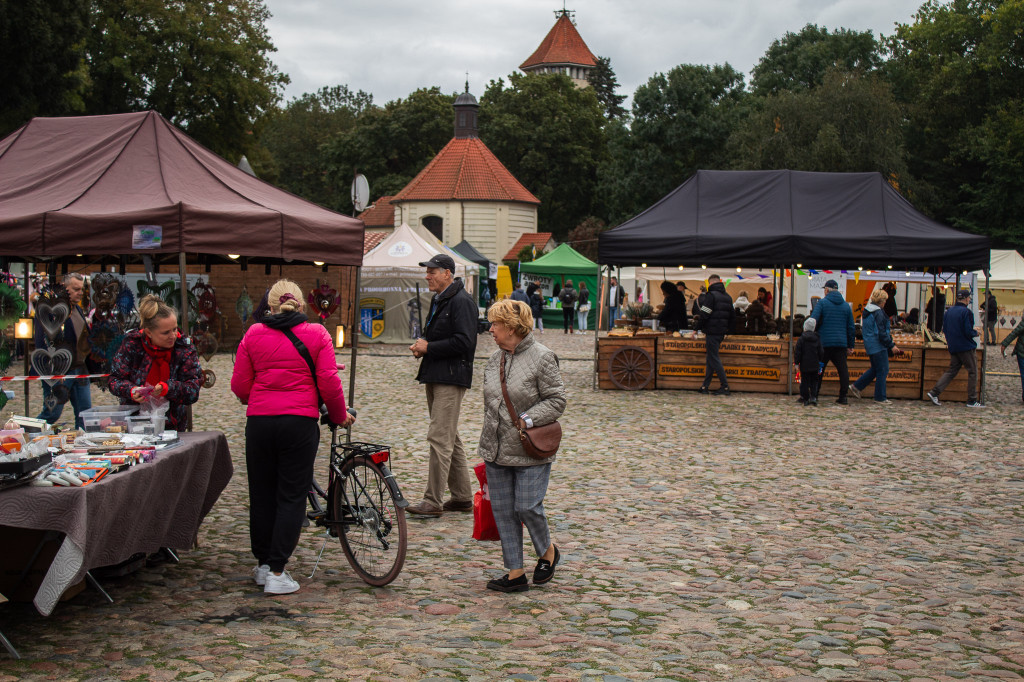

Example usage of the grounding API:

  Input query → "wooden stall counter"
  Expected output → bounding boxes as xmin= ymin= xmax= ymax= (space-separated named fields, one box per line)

xmin=656 ymin=335 xmax=790 ymax=393
xmin=819 ymin=336 xmax=925 ymax=400
xmin=598 ymin=334 xmax=660 ymax=390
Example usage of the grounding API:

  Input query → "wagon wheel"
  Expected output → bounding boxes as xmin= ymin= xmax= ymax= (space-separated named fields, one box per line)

xmin=607 ymin=346 xmax=654 ymax=390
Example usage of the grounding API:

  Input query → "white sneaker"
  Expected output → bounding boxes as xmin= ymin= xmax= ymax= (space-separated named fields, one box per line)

xmin=264 ymin=570 xmax=300 ymax=594
xmin=253 ymin=564 xmax=270 ymax=586
xmin=965 ymin=400 xmax=985 ymax=408
xmin=848 ymin=384 xmax=862 ymax=399
xmin=875 ymin=399 xmax=893 ymax=405
xmin=926 ymin=391 xmax=941 ymax=406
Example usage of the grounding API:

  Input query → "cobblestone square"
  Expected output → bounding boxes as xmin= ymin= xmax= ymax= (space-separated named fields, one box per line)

xmin=1 ymin=332 xmax=1021 ymax=681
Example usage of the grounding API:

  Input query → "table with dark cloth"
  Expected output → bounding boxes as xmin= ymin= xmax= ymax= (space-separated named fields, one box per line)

xmin=0 ymin=431 xmax=232 ymax=615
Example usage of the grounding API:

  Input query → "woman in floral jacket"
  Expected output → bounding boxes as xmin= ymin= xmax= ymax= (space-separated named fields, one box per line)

xmin=109 ymin=295 xmax=202 ymax=430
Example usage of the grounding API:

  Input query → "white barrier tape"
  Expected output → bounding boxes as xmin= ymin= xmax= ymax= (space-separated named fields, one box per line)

xmin=0 ymin=374 xmax=110 ymax=382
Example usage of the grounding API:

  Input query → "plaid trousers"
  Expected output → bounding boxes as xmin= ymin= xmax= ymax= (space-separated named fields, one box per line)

xmin=485 ymin=462 xmax=551 ymax=570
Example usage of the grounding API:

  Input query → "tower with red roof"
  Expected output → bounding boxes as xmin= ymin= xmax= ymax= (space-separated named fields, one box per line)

xmin=520 ymin=9 xmax=598 ymax=88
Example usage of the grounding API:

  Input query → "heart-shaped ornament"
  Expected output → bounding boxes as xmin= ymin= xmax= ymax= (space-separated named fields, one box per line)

xmin=196 ymin=332 xmax=218 ymax=362
xmin=51 ymin=383 xmax=70 ymax=405
xmin=31 ymin=346 xmax=74 ymax=384
xmin=36 ymin=300 xmax=71 ymax=343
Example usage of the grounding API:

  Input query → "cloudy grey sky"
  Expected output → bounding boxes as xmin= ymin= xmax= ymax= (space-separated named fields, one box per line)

xmin=262 ymin=0 xmax=926 ymax=105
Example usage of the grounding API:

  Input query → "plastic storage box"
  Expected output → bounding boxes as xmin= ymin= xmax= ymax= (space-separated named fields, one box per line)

xmin=125 ymin=414 xmax=165 ymax=435
xmin=80 ymin=406 xmax=139 ymax=433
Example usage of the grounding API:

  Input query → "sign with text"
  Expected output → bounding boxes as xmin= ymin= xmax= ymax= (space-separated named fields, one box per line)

xmin=822 ymin=369 xmax=920 ymax=383
xmin=131 ymin=225 xmax=162 ymax=249
xmin=849 ymin=348 xmax=915 ymax=362
xmin=662 ymin=339 xmax=783 ymax=356
xmin=659 ymin=364 xmax=782 ymax=381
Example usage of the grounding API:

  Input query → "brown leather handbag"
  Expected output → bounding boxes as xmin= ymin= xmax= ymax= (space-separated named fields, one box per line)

xmin=499 ymin=356 xmax=561 ymax=459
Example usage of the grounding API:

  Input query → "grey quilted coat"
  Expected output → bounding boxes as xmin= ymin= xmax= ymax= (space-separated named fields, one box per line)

xmin=478 ymin=334 xmax=566 ymax=466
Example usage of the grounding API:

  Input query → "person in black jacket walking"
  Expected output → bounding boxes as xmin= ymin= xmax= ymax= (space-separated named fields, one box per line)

xmin=696 ymin=274 xmax=734 ymax=395
xmin=407 ymin=254 xmax=478 ymax=517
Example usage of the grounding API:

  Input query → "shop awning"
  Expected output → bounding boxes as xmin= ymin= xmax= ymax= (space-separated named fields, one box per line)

xmin=598 ymin=170 xmax=990 ymax=271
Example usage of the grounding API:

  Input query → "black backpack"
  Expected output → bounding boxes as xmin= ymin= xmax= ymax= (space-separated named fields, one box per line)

xmin=559 ymin=288 xmax=576 ymax=306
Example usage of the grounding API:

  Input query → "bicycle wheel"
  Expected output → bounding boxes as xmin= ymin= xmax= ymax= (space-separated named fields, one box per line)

xmin=332 ymin=456 xmax=408 ymax=586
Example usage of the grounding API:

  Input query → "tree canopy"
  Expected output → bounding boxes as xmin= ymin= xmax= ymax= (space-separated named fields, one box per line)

xmin=479 ymin=73 xmax=608 ymax=239
xmin=588 ymin=56 xmax=627 ymax=121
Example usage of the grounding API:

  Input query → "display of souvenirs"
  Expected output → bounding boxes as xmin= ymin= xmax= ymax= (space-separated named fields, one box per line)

xmin=308 ymin=281 xmax=340 ymax=321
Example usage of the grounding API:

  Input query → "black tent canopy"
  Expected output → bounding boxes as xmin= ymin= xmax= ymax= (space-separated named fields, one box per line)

xmin=452 ymin=240 xmax=494 ymax=270
xmin=598 ymin=170 xmax=990 ymax=270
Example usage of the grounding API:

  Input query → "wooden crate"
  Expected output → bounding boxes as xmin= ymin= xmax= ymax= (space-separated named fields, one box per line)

xmin=819 ymin=343 xmax=924 ymax=400
xmin=598 ymin=336 xmax=658 ymax=390
xmin=656 ymin=336 xmax=791 ymax=393
xmin=921 ymin=347 xmax=985 ymax=403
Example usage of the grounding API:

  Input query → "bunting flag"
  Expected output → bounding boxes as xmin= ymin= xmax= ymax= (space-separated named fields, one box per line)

xmin=797 ymin=269 xmax=806 ymax=276
xmin=854 ymin=272 xmax=861 ymax=283
xmin=785 ymin=269 xmax=791 ymax=277
xmin=825 ymin=270 xmax=833 ymax=274
xmin=809 ymin=269 xmax=818 ymax=274
xmin=724 ymin=279 xmax=733 ymax=286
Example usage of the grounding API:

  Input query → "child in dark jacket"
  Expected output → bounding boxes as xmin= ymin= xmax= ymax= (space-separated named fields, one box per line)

xmin=529 ymin=291 xmax=545 ymax=332
xmin=794 ymin=317 xmax=824 ymax=405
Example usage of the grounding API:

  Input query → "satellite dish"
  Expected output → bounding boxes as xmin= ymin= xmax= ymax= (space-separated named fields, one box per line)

xmin=351 ymin=174 xmax=370 ymax=212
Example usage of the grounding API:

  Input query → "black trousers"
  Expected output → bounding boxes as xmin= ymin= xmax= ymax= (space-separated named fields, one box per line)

xmin=817 ymin=347 xmax=850 ymax=400
xmin=246 ymin=415 xmax=320 ymax=572
xmin=799 ymin=373 xmax=819 ymax=402
xmin=702 ymin=334 xmax=728 ymax=388
xmin=562 ymin=307 xmax=574 ymax=332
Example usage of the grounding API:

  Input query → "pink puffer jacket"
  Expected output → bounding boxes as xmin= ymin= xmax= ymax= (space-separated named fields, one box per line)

xmin=231 ymin=321 xmax=347 ymax=423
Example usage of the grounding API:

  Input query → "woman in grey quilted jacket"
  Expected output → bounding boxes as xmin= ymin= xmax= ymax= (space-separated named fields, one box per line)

xmin=479 ymin=299 xmax=566 ymax=593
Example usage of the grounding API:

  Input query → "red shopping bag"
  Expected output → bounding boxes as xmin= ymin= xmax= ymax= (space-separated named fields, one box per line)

xmin=472 ymin=462 xmax=500 ymax=541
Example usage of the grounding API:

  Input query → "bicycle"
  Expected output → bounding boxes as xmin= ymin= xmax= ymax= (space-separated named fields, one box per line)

xmin=306 ymin=406 xmax=409 ymax=586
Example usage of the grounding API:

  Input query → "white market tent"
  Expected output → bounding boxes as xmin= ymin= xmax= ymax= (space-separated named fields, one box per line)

xmin=359 ymin=223 xmax=473 ymax=344
xmin=976 ymin=249 xmax=1024 ymax=290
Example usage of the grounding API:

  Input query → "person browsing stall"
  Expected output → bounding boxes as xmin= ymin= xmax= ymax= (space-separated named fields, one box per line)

xmin=407 ymin=254 xmax=478 ymax=517
xmin=695 ymin=274 xmax=734 ymax=395
xmin=849 ymin=289 xmax=900 ymax=404
xmin=479 ymin=299 xmax=566 ymax=592
xmin=810 ymin=279 xmax=855 ymax=405
xmin=657 ymin=280 xmax=687 ymax=332
xmin=230 ymin=280 xmax=354 ymax=595
xmin=109 ymin=294 xmax=202 ymax=431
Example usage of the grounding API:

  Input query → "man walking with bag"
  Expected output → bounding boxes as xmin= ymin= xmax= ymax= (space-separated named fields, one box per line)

xmin=926 ymin=288 xmax=983 ymax=408
xmin=407 ymin=254 xmax=478 ymax=517
xmin=695 ymin=274 xmax=734 ymax=395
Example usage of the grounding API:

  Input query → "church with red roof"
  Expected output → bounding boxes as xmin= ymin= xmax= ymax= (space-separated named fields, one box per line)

xmin=390 ymin=88 xmax=540 ymax=262
xmin=520 ymin=9 xmax=598 ymax=88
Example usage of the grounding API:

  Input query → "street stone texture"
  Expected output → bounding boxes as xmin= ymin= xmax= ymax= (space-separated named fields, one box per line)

xmin=1 ymin=331 xmax=1022 ymax=681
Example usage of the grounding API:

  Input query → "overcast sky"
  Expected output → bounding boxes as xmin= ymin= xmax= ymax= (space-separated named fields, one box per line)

xmin=262 ymin=0 xmax=926 ymax=106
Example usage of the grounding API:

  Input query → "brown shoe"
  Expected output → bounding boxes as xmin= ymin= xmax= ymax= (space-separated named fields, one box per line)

xmin=406 ymin=500 xmax=442 ymax=517
xmin=442 ymin=499 xmax=473 ymax=512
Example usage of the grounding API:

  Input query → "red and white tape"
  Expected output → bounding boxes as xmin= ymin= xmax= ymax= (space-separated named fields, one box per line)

xmin=0 ymin=374 xmax=110 ymax=382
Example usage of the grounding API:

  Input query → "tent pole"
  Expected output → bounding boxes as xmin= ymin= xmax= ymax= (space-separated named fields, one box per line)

xmin=593 ymin=265 xmax=605 ymax=391
xmin=788 ymin=265 xmax=795 ymax=396
xmin=981 ymin=265 xmax=990 ymax=404
xmin=346 ymin=266 xmax=361 ymax=444
xmin=178 ymin=252 xmax=193 ymax=431
xmin=23 ymin=264 xmax=30 ymax=415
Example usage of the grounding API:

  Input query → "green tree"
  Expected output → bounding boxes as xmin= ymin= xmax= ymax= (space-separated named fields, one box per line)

xmin=597 ymin=63 xmax=747 ymax=223
xmin=84 ymin=0 xmax=288 ymax=160
xmin=751 ymin=23 xmax=883 ymax=96
xmin=0 ymin=0 xmax=90 ymax=136
xmin=258 ymin=85 xmax=373 ymax=210
xmin=479 ymin=72 xmax=608 ymax=239
xmin=565 ymin=216 xmax=608 ymax=262
xmin=886 ymin=0 xmax=1024 ymax=247
xmin=321 ymin=87 xmax=455 ymax=214
xmin=728 ymin=68 xmax=909 ymax=181
xmin=587 ymin=56 xmax=627 ymax=121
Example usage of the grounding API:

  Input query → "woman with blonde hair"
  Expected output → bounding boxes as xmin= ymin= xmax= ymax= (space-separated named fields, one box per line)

xmin=231 ymin=279 xmax=354 ymax=595
xmin=109 ymin=294 xmax=202 ymax=430
xmin=849 ymin=288 xmax=900 ymax=404
xmin=479 ymin=299 xmax=566 ymax=592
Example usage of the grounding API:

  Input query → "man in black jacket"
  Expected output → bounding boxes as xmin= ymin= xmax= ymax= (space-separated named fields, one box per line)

xmin=407 ymin=254 xmax=478 ymax=517
xmin=696 ymin=274 xmax=734 ymax=395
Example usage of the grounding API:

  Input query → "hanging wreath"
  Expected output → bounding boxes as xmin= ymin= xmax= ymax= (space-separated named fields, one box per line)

xmin=235 ymin=285 xmax=253 ymax=324
xmin=0 ymin=282 xmax=26 ymax=327
xmin=307 ymin=282 xmax=340 ymax=321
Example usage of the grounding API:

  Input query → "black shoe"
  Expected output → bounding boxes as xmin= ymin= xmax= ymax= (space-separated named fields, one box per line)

xmin=713 ymin=386 xmax=730 ymax=396
xmin=486 ymin=574 xmax=529 ymax=593
xmin=796 ymin=397 xmax=806 ymax=404
xmin=835 ymin=398 xmax=848 ymax=405
xmin=809 ymin=398 xmax=818 ymax=406
xmin=533 ymin=546 xmax=560 ymax=584
xmin=697 ymin=385 xmax=710 ymax=394
xmin=442 ymin=498 xmax=473 ymax=512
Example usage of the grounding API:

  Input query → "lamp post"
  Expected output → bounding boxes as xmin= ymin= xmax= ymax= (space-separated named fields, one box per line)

xmin=15 ymin=317 xmax=33 ymax=415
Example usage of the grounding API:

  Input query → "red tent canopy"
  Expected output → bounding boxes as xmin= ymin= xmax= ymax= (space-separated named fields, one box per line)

xmin=0 ymin=111 xmax=364 ymax=265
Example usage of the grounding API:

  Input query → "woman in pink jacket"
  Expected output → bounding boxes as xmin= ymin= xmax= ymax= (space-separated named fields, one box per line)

xmin=231 ymin=279 xmax=354 ymax=595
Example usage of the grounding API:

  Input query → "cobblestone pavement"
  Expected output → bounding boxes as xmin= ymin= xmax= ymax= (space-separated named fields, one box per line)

xmin=1 ymin=331 xmax=1022 ymax=681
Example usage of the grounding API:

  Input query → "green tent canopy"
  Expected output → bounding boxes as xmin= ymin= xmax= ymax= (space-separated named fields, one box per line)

xmin=519 ymin=244 xmax=600 ymax=330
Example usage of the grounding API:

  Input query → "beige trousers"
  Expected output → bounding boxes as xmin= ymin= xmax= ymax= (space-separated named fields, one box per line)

xmin=423 ymin=383 xmax=473 ymax=507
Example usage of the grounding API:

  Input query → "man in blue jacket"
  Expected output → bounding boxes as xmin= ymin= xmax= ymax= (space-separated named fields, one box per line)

xmin=407 ymin=254 xmax=479 ymax=516
xmin=810 ymin=279 xmax=855 ymax=404
xmin=927 ymin=288 xmax=983 ymax=407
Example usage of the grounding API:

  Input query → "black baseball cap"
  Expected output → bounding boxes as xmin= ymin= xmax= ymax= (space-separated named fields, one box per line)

xmin=824 ymin=279 xmax=839 ymax=289
xmin=419 ymin=254 xmax=456 ymax=272
xmin=956 ymin=288 xmax=971 ymax=300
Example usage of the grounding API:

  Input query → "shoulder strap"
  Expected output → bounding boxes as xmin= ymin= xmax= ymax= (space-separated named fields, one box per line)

xmin=280 ymin=327 xmax=323 ymax=405
xmin=498 ymin=354 xmax=520 ymax=425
